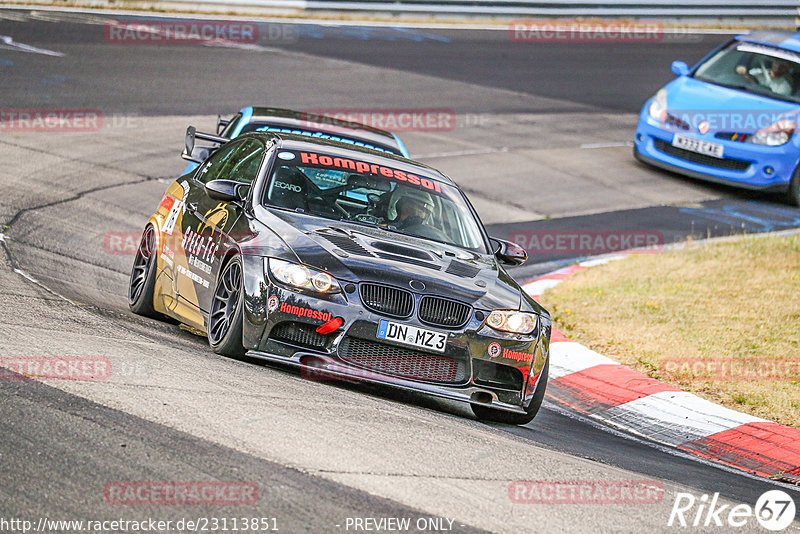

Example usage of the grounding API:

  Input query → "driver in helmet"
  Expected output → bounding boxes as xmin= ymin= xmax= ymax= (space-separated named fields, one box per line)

xmin=393 ymin=188 xmax=435 ymax=230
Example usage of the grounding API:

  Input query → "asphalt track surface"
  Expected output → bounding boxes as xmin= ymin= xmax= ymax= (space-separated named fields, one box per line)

xmin=1 ymin=8 xmax=799 ymax=533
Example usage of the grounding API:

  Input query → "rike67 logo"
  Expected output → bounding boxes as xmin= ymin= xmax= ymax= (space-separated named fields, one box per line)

xmin=668 ymin=490 xmax=796 ymax=531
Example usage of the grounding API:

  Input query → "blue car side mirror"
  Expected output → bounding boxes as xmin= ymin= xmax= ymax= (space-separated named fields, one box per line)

xmin=671 ymin=60 xmax=689 ymax=77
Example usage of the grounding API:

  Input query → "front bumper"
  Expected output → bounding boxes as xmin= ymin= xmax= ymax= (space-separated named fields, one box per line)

xmin=241 ymin=269 xmax=549 ymax=414
xmin=634 ymin=106 xmax=798 ymax=192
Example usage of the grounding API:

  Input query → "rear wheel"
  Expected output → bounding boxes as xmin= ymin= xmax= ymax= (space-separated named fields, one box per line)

xmin=128 ymin=225 xmax=159 ymax=317
xmin=208 ymin=255 xmax=246 ymax=357
xmin=785 ymin=165 xmax=800 ymax=207
xmin=471 ymin=358 xmax=549 ymax=425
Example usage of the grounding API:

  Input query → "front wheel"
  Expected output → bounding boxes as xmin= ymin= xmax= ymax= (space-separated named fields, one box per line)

xmin=208 ymin=255 xmax=246 ymax=357
xmin=471 ymin=358 xmax=549 ymax=425
xmin=129 ymin=225 xmax=159 ymax=318
xmin=785 ymin=165 xmax=800 ymax=207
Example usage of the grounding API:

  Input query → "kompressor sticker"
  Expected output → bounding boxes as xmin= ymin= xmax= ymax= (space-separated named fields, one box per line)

xmin=279 ymin=302 xmax=332 ymax=322
xmin=296 ymin=151 xmax=442 ymax=193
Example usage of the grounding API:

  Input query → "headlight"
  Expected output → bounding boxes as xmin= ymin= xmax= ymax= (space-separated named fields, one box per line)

xmin=648 ymin=89 xmax=668 ymax=122
xmin=486 ymin=310 xmax=538 ymax=335
xmin=750 ymin=120 xmax=795 ymax=146
xmin=267 ymin=258 xmax=341 ymax=294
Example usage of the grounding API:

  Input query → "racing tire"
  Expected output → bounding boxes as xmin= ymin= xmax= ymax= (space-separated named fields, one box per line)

xmin=471 ymin=357 xmax=549 ymax=425
xmin=208 ymin=255 xmax=246 ymax=358
xmin=128 ymin=225 xmax=159 ymax=318
xmin=785 ymin=165 xmax=800 ymax=207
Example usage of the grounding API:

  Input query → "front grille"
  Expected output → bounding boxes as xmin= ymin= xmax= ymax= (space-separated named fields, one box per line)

xmin=338 ymin=336 xmax=466 ymax=383
xmin=360 ymin=283 xmax=413 ymax=318
xmin=654 ymin=138 xmax=751 ymax=171
xmin=269 ymin=321 xmax=331 ymax=350
xmin=714 ymin=132 xmax=750 ymax=143
xmin=418 ymin=296 xmax=471 ymax=328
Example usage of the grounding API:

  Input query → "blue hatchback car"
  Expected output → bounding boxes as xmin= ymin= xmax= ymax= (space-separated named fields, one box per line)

xmin=634 ymin=30 xmax=800 ymax=205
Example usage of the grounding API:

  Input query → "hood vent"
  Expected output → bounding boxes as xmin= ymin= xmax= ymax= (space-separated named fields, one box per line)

xmin=445 ymin=260 xmax=481 ymax=279
xmin=375 ymin=252 xmax=442 ymax=270
xmin=371 ymin=241 xmax=434 ymax=261
xmin=315 ymin=230 xmax=374 ymax=257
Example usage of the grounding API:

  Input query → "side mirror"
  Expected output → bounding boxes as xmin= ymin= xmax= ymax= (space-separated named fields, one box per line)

xmin=205 ymin=179 xmax=243 ymax=204
xmin=491 ymin=237 xmax=527 ymax=266
xmin=182 ymin=126 xmax=203 ymax=163
xmin=671 ymin=60 xmax=689 ymax=77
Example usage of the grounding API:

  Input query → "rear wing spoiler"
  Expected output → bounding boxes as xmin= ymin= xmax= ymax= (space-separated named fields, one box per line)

xmin=216 ymin=114 xmax=230 ymax=135
xmin=181 ymin=126 xmax=230 ymax=163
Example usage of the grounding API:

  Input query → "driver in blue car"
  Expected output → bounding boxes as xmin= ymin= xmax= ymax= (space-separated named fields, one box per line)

xmin=736 ymin=59 xmax=793 ymax=96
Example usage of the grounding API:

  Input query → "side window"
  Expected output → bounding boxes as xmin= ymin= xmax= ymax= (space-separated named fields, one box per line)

xmin=196 ymin=139 xmax=264 ymax=185
xmin=228 ymin=139 xmax=266 ymax=185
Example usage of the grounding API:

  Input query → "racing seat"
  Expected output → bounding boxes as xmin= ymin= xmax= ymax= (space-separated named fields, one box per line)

xmin=269 ymin=167 xmax=309 ymax=212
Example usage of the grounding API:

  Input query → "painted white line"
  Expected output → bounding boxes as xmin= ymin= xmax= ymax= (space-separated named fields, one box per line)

xmin=413 ymin=147 xmax=508 ymax=159
xmin=0 ymin=35 xmax=64 ymax=56
xmin=521 ymin=278 xmax=561 ymax=297
xmin=549 ymin=342 xmax=620 ymax=379
xmin=578 ymin=254 xmax=628 ymax=268
xmin=580 ymin=141 xmax=633 ymax=149
xmin=596 ymin=390 xmax=768 ymax=447
xmin=13 ymin=268 xmax=77 ymax=305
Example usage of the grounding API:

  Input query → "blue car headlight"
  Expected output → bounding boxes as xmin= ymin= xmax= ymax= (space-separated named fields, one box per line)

xmin=267 ymin=258 xmax=342 ymax=294
xmin=750 ymin=120 xmax=795 ymax=146
xmin=648 ymin=89 xmax=668 ymax=122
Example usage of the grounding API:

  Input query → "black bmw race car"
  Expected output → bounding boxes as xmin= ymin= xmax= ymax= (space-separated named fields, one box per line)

xmin=129 ymin=128 xmax=551 ymax=424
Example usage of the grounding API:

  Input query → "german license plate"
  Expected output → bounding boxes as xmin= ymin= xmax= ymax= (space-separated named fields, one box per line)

xmin=672 ymin=134 xmax=724 ymax=159
xmin=377 ymin=320 xmax=447 ymax=353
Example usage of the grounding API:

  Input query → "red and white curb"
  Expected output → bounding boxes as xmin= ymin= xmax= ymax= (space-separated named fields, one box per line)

xmin=523 ymin=257 xmax=800 ymax=484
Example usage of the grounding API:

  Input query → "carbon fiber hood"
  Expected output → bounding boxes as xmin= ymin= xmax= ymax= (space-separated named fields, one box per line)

xmin=257 ymin=208 xmax=540 ymax=313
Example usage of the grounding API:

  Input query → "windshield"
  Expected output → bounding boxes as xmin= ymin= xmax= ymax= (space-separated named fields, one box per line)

xmin=694 ymin=41 xmax=800 ymax=103
xmin=239 ymin=123 xmax=400 ymax=155
xmin=262 ymin=149 xmax=488 ymax=252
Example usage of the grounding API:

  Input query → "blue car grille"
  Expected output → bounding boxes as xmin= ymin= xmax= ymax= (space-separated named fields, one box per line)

xmin=654 ymin=139 xmax=751 ymax=172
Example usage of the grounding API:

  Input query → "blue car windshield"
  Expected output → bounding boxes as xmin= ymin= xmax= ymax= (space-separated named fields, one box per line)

xmin=694 ymin=41 xmax=800 ymax=103
xmin=262 ymin=149 xmax=488 ymax=253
